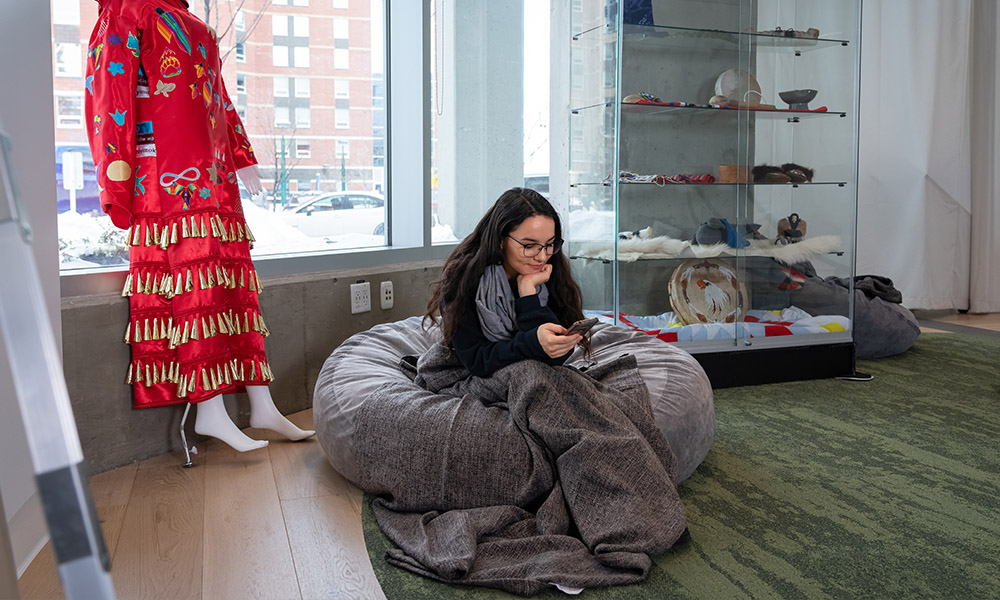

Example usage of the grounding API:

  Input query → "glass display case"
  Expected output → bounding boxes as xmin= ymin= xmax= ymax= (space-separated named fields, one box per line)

xmin=566 ymin=0 xmax=862 ymax=386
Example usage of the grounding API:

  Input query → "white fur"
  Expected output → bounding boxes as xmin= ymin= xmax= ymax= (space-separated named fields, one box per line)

xmin=575 ymin=234 xmax=841 ymax=265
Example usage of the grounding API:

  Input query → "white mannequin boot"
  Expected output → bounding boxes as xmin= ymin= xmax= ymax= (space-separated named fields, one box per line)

xmin=247 ymin=385 xmax=314 ymax=441
xmin=194 ymin=394 xmax=269 ymax=452
xmin=192 ymin=385 xmax=314 ymax=453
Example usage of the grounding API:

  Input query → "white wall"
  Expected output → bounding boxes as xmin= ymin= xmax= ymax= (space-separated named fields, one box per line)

xmin=0 ymin=0 xmax=61 ymax=575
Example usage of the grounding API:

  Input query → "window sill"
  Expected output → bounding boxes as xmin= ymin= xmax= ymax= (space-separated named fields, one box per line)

xmin=59 ymin=242 xmax=456 ymax=299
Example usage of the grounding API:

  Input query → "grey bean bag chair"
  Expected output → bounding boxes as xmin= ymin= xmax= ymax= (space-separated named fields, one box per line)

xmin=314 ymin=317 xmax=715 ymax=491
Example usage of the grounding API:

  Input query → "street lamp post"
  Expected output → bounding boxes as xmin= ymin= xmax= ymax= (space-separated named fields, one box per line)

xmin=280 ymin=128 xmax=288 ymax=208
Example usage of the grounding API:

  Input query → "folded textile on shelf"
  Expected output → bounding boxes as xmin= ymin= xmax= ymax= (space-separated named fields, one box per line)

xmin=612 ymin=170 xmax=715 ymax=185
xmin=575 ymin=233 xmax=841 ymax=265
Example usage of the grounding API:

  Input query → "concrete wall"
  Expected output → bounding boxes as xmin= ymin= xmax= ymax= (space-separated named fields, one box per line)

xmin=62 ymin=261 xmax=443 ymax=474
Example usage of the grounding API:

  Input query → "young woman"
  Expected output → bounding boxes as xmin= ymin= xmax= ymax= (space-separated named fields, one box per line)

xmin=425 ymin=187 xmax=590 ymax=376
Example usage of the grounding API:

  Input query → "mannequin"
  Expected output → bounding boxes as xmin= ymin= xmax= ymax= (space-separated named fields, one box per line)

xmin=192 ymin=165 xmax=312 ymax=452
xmin=84 ymin=0 xmax=312 ymax=452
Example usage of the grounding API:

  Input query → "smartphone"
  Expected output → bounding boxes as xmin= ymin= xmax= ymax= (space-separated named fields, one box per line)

xmin=564 ymin=317 xmax=599 ymax=337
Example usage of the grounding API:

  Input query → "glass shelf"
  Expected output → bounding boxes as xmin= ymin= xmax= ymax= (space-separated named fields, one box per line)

xmin=571 ymin=101 xmax=846 ymax=117
xmin=570 ymin=250 xmax=846 ymax=263
xmin=620 ymin=102 xmax=847 ymax=118
xmin=572 ymin=23 xmax=850 ymax=54
xmin=571 ymin=181 xmax=848 ymax=188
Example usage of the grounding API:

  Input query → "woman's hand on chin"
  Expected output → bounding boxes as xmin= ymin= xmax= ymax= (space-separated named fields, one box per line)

xmin=537 ymin=322 xmax=581 ymax=359
xmin=517 ymin=264 xmax=552 ymax=297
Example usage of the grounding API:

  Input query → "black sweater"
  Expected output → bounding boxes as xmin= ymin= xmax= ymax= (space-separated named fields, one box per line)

xmin=451 ymin=293 xmax=571 ymax=377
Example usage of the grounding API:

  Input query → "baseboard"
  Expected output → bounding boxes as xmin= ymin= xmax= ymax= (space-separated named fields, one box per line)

xmin=9 ymin=492 xmax=48 ymax=577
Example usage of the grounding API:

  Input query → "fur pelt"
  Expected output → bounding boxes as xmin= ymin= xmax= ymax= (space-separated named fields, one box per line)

xmin=576 ymin=234 xmax=841 ymax=265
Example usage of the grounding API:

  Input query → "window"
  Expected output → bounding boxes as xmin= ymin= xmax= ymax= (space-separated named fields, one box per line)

xmin=293 ymin=47 xmax=310 ymax=68
xmin=274 ymin=76 xmax=289 ymax=97
xmin=335 ymin=108 xmax=349 ymax=129
xmin=275 ymin=106 xmax=290 ymax=127
xmin=295 ymin=140 xmax=311 ymax=159
xmin=334 ymin=49 xmax=349 ymax=69
xmin=56 ymin=0 xmax=402 ymax=273
xmin=336 ymin=140 xmax=350 ymax=159
xmin=334 ymin=18 xmax=349 ymax=39
xmin=334 ymin=79 xmax=350 ymax=99
xmin=274 ymin=138 xmax=289 ymax=157
xmin=272 ymin=15 xmax=288 ymax=36
xmin=272 ymin=46 xmax=289 ymax=67
xmin=55 ymin=93 xmax=84 ymax=129
xmin=295 ymin=107 xmax=311 ymax=128
xmin=294 ymin=77 xmax=310 ymax=98
xmin=54 ymin=43 xmax=82 ymax=78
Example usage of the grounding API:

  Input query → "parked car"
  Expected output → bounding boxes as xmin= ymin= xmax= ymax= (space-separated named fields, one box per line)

xmin=276 ymin=191 xmax=386 ymax=238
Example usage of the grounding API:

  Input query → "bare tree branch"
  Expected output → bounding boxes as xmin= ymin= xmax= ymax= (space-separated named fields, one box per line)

xmin=251 ymin=111 xmax=307 ymax=208
xmin=220 ymin=0 xmax=273 ymax=64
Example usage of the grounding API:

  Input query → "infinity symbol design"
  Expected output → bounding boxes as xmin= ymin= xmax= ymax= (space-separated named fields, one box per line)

xmin=160 ymin=167 xmax=201 ymax=187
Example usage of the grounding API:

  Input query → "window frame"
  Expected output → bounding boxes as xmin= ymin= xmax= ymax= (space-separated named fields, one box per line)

xmin=54 ymin=91 xmax=85 ymax=129
xmin=274 ymin=105 xmax=291 ymax=128
xmin=59 ymin=1 xmax=449 ymax=297
xmin=272 ymin=45 xmax=290 ymax=67
xmin=295 ymin=139 xmax=311 ymax=159
xmin=274 ymin=75 xmax=290 ymax=97
xmin=294 ymin=106 xmax=311 ymax=128
xmin=334 ymin=79 xmax=350 ymax=99
xmin=334 ymin=107 xmax=349 ymax=129
xmin=294 ymin=77 xmax=310 ymax=97
xmin=293 ymin=46 xmax=310 ymax=68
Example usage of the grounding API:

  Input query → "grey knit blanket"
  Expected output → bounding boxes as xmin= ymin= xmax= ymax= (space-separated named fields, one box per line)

xmin=360 ymin=343 xmax=688 ymax=596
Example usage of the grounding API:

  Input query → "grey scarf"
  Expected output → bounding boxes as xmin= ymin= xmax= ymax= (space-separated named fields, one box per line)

xmin=475 ymin=264 xmax=549 ymax=342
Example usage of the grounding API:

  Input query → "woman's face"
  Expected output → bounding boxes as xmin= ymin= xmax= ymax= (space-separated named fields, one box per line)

xmin=501 ymin=215 xmax=557 ymax=280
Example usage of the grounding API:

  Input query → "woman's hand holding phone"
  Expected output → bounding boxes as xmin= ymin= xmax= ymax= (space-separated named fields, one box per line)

xmin=537 ymin=322 xmax=581 ymax=358
xmin=563 ymin=317 xmax=598 ymax=337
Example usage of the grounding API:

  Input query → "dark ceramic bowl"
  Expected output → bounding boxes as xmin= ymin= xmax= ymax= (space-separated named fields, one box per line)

xmin=779 ymin=89 xmax=818 ymax=108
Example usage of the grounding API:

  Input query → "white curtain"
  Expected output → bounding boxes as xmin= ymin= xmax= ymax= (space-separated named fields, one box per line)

xmin=969 ymin=0 xmax=1000 ymax=312
xmin=859 ymin=0 xmax=1000 ymax=312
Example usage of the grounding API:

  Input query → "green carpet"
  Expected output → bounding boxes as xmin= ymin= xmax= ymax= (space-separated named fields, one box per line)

xmin=363 ymin=333 xmax=1000 ymax=599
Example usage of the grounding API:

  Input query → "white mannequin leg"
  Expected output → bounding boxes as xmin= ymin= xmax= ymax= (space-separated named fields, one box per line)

xmin=193 ymin=395 xmax=269 ymax=452
xmin=247 ymin=385 xmax=315 ymax=441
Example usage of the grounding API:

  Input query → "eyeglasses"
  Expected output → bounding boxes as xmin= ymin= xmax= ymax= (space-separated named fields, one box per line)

xmin=506 ymin=235 xmax=562 ymax=258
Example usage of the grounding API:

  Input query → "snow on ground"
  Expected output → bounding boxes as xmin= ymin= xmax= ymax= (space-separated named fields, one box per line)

xmin=240 ymin=200 xmax=340 ymax=256
xmin=57 ymin=211 xmax=124 ymax=269
xmin=58 ymin=200 xmax=461 ymax=269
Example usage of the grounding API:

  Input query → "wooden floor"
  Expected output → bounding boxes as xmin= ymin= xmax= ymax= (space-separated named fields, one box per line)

xmin=17 ymin=410 xmax=386 ymax=600
xmin=17 ymin=312 xmax=1000 ymax=600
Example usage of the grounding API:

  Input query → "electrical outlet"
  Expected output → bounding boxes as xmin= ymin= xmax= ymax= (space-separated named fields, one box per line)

xmin=350 ymin=281 xmax=371 ymax=314
xmin=380 ymin=280 xmax=394 ymax=309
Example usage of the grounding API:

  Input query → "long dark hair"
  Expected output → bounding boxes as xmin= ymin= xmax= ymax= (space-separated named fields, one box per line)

xmin=424 ymin=187 xmax=588 ymax=351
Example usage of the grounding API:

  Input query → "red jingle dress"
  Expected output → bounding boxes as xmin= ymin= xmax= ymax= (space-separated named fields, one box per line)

xmin=85 ymin=0 xmax=274 ymax=408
